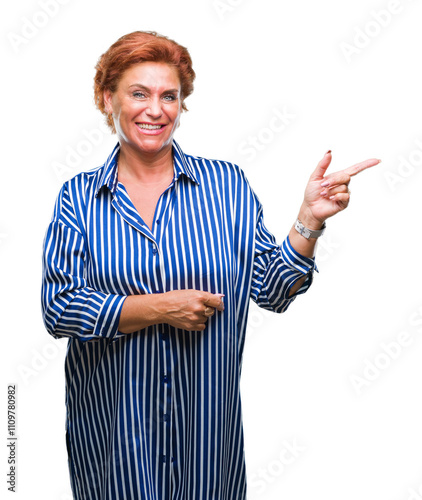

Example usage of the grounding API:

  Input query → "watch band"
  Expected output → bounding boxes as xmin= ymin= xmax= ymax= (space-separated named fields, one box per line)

xmin=294 ymin=218 xmax=326 ymax=239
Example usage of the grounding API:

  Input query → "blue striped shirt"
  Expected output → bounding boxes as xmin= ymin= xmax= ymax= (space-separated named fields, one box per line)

xmin=41 ymin=141 xmax=316 ymax=500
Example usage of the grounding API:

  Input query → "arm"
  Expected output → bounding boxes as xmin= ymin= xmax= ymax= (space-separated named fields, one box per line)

xmin=287 ymin=205 xmax=321 ymax=296
xmin=42 ymin=184 xmax=223 ymax=340
xmin=118 ymin=290 xmax=224 ymax=334
xmin=250 ymin=206 xmax=317 ymax=314
xmin=42 ymin=219 xmax=224 ymax=339
xmin=287 ymin=150 xmax=381 ymax=295
xmin=41 ymin=218 xmax=127 ymax=341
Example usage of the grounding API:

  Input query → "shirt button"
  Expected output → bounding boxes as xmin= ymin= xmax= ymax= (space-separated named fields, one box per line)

xmin=156 ymin=219 xmax=160 ymax=225
xmin=163 ymin=413 xmax=170 ymax=422
xmin=152 ymin=247 xmax=158 ymax=254
xmin=163 ymin=375 xmax=169 ymax=383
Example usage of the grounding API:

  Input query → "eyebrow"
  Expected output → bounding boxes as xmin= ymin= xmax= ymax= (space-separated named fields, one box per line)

xmin=128 ymin=84 xmax=180 ymax=94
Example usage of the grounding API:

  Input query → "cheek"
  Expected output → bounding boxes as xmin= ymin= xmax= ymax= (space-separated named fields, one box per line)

xmin=116 ymin=105 xmax=143 ymax=130
xmin=170 ymin=106 xmax=182 ymax=127
xmin=173 ymin=113 xmax=181 ymax=128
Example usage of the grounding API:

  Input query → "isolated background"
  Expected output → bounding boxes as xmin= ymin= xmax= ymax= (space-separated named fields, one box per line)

xmin=1 ymin=0 xmax=422 ymax=499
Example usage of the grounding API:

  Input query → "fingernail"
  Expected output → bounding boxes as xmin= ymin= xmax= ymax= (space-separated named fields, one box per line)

xmin=321 ymin=181 xmax=330 ymax=187
xmin=378 ymin=159 xmax=382 ymax=163
xmin=320 ymin=190 xmax=327 ymax=196
xmin=329 ymin=195 xmax=335 ymax=200
xmin=325 ymin=150 xmax=332 ymax=155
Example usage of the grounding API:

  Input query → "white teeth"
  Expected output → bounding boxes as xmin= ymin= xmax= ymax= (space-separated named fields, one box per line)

xmin=138 ymin=124 xmax=162 ymax=130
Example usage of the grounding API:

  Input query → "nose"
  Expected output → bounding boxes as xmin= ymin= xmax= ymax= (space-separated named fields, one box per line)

xmin=146 ymin=97 xmax=163 ymax=119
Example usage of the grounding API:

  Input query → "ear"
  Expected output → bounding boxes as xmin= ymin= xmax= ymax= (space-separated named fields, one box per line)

xmin=103 ymin=89 xmax=113 ymax=114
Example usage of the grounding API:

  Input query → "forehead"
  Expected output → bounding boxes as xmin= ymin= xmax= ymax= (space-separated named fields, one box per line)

xmin=118 ymin=62 xmax=181 ymax=91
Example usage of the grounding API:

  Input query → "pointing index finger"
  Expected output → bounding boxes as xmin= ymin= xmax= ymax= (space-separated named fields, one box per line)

xmin=344 ymin=158 xmax=381 ymax=178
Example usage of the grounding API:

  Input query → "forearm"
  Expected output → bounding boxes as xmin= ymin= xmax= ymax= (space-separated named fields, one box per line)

xmin=118 ymin=289 xmax=225 ymax=334
xmin=288 ymin=202 xmax=324 ymax=257
xmin=287 ymin=203 xmax=323 ymax=296
xmin=118 ymin=293 xmax=167 ymax=334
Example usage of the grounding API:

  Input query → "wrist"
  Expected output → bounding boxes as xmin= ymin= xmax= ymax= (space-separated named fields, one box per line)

xmin=152 ymin=292 xmax=168 ymax=323
xmin=298 ymin=204 xmax=325 ymax=231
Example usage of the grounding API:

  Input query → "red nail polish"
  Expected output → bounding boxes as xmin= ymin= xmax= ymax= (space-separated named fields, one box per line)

xmin=326 ymin=150 xmax=332 ymax=155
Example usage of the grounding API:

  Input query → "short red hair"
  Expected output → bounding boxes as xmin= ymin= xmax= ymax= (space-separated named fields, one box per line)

xmin=94 ymin=31 xmax=195 ymax=132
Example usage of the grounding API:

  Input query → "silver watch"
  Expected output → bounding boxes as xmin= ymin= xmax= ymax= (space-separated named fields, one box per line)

xmin=294 ymin=219 xmax=326 ymax=239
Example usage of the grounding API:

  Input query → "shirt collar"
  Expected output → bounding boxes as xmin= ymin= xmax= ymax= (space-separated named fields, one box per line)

xmin=95 ymin=140 xmax=200 ymax=198
xmin=172 ymin=140 xmax=200 ymax=185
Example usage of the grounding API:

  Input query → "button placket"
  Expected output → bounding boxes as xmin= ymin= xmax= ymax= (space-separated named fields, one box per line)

xmin=161 ymin=324 xmax=169 ymax=341
xmin=151 ymin=180 xmax=177 ymax=477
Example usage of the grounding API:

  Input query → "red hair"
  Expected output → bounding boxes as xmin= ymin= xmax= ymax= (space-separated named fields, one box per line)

xmin=94 ymin=31 xmax=195 ymax=132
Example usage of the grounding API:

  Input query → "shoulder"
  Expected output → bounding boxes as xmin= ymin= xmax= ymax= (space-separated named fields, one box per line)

xmin=190 ymin=151 xmax=257 ymax=195
xmin=61 ymin=142 xmax=119 ymax=193
xmin=64 ymin=163 xmax=105 ymax=191
xmin=55 ymin=164 xmax=104 ymax=205
xmin=58 ymin=143 xmax=120 ymax=203
xmin=179 ymin=148 xmax=261 ymax=213
xmin=186 ymin=150 xmax=241 ymax=172
xmin=182 ymin=149 xmax=251 ymax=188
xmin=51 ymin=161 xmax=109 ymax=225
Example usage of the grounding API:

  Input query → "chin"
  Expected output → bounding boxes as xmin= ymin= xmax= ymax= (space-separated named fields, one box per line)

xmin=138 ymin=135 xmax=173 ymax=151
xmin=137 ymin=138 xmax=167 ymax=152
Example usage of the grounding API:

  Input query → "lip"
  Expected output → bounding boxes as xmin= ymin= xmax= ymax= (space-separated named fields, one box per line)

xmin=135 ymin=122 xmax=168 ymax=135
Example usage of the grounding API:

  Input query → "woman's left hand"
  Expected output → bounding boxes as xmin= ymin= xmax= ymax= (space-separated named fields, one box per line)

xmin=299 ymin=151 xmax=381 ymax=227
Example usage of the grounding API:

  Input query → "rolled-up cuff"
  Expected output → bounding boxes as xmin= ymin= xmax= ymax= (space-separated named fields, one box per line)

xmin=281 ymin=235 xmax=318 ymax=275
xmin=93 ymin=294 xmax=127 ymax=340
xmin=277 ymin=236 xmax=318 ymax=300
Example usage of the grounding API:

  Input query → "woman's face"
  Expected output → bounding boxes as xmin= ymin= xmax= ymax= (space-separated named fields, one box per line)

xmin=104 ymin=61 xmax=182 ymax=159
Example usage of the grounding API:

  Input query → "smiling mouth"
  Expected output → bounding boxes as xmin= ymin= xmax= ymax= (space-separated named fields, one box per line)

xmin=136 ymin=123 xmax=165 ymax=130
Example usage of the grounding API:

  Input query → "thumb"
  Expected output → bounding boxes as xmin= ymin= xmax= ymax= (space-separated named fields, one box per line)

xmin=310 ymin=150 xmax=332 ymax=181
xmin=204 ymin=293 xmax=225 ymax=311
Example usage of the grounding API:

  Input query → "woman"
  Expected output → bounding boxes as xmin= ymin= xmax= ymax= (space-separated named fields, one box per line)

xmin=41 ymin=31 xmax=379 ymax=500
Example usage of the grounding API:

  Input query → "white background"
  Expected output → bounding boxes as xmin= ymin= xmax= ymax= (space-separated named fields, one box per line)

xmin=1 ymin=0 xmax=422 ymax=498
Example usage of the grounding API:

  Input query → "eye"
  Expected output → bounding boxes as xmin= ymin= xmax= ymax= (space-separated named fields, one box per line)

xmin=132 ymin=91 xmax=146 ymax=99
xmin=163 ymin=94 xmax=177 ymax=102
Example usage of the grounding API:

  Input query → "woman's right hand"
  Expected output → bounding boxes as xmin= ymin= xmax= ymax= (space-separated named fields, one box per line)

xmin=161 ymin=290 xmax=225 ymax=331
xmin=118 ymin=289 xmax=225 ymax=334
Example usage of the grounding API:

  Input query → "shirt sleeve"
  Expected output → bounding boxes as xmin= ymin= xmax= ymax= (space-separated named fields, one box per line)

xmin=250 ymin=203 xmax=318 ymax=313
xmin=41 ymin=184 xmax=127 ymax=342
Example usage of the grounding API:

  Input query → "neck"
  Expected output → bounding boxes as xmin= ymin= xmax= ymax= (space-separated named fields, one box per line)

xmin=117 ymin=143 xmax=174 ymax=185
